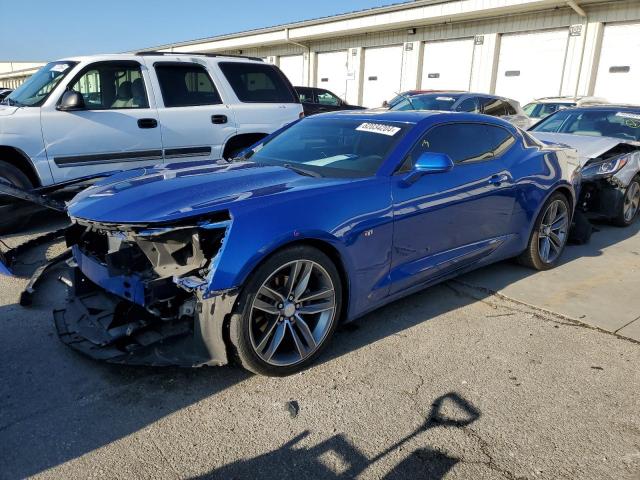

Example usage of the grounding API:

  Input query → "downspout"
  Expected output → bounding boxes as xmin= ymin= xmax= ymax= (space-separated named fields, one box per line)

xmin=285 ymin=28 xmax=311 ymax=86
xmin=567 ymin=1 xmax=588 ymax=98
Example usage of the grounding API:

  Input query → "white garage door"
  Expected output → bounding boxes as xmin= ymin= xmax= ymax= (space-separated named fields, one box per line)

xmin=316 ymin=51 xmax=349 ymax=101
xmin=495 ymin=29 xmax=569 ymax=105
xmin=594 ymin=22 xmax=640 ymax=105
xmin=362 ymin=45 xmax=403 ymax=108
xmin=279 ymin=55 xmax=305 ymax=86
xmin=421 ymin=38 xmax=474 ymax=91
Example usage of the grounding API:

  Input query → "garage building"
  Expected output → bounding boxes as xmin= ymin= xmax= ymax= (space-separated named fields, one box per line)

xmin=2 ymin=0 xmax=640 ymax=108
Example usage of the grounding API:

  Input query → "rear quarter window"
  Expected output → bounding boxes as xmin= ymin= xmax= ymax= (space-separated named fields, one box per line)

xmin=219 ymin=62 xmax=297 ymax=103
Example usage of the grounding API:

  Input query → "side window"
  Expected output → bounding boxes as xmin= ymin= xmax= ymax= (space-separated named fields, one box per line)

xmin=503 ymin=102 xmax=517 ymax=115
xmin=297 ymin=88 xmax=314 ymax=104
xmin=487 ymin=125 xmax=516 ymax=157
xmin=69 ymin=61 xmax=149 ymax=109
xmin=317 ymin=90 xmax=341 ymax=106
xmin=218 ymin=62 xmax=297 ymax=103
xmin=456 ymin=97 xmax=479 ymax=113
xmin=155 ymin=63 xmax=222 ymax=107
xmin=401 ymin=123 xmax=495 ymax=170
xmin=480 ymin=98 xmax=506 ymax=116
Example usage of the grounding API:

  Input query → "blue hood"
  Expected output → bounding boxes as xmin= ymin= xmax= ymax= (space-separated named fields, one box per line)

xmin=67 ymin=161 xmax=344 ymax=224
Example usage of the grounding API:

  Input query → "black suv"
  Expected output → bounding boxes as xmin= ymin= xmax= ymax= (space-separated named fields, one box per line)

xmin=295 ymin=87 xmax=365 ymax=116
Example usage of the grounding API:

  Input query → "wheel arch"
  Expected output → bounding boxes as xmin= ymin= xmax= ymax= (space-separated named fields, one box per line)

xmin=231 ymin=237 xmax=351 ymax=323
xmin=0 ymin=145 xmax=41 ymax=187
xmin=222 ymin=133 xmax=269 ymax=159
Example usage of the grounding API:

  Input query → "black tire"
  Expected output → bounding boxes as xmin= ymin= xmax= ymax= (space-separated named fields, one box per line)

xmin=0 ymin=160 xmax=34 ymax=234
xmin=612 ymin=176 xmax=640 ymax=227
xmin=230 ymin=245 xmax=342 ymax=376
xmin=518 ymin=192 xmax=571 ymax=271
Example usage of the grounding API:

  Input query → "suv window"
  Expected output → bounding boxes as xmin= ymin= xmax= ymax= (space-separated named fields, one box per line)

xmin=155 ymin=63 xmax=222 ymax=107
xmin=503 ymin=102 xmax=517 ymax=115
xmin=69 ymin=61 xmax=148 ymax=109
xmin=317 ymin=90 xmax=341 ymax=106
xmin=402 ymin=123 xmax=515 ymax=168
xmin=480 ymin=98 xmax=506 ymax=116
xmin=456 ymin=97 xmax=480 ymax=113
xmin=219 ymin=62 xmax=296 ymax=103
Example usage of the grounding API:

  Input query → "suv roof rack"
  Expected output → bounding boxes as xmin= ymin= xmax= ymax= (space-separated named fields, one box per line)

xmin=135 ymin=51 xmax=264 ymax=62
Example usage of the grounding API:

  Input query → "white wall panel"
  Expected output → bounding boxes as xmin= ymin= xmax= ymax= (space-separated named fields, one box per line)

xmin=316 ymin=50 xmax=349 ymax=101
xmin=362 ymin=45 xmax=403 ymax=108
xmin=421 ymin=38 xmax=474 ymax=90
xmin=594 ymin=22 xmax=640 ymax=104
xmin=495 ymin=29 xmax=569 ymax=104
xmin=278 ymin=55 xmax=305 ymax=86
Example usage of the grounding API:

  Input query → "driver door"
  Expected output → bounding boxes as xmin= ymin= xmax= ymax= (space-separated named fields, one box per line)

xmin=41 ymin=60 xmax=163 ymax=183
xmin=389 ymin=122 xmax=518 ymax=294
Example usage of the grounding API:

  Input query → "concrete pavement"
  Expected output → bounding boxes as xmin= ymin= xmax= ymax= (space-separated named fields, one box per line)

xmin=0 ymin=217 xmax=638 ymax=479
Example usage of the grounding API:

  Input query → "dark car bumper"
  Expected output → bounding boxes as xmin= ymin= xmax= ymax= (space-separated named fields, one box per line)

xmin=54 ymin=267 xmax=238 ymax=367
xmin=578 ymin=177 xmax=626 ymax=220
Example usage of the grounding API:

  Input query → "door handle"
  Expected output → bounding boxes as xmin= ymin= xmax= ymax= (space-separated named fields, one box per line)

xmin=137 ymin=118 xmax=158 ymax=129
xmin=211 ymin=115 xmax=228 ymax=124
xmin=488 ymin=174 xmax=509 ymax=185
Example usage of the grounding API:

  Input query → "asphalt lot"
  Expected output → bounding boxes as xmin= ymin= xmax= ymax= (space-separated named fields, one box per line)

xmin=0 ymin=214 xmax=639 ymax=480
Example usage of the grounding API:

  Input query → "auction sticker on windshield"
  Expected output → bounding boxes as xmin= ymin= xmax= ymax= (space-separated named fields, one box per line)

xmin=356 ymin=123 xmax=401 ymax=136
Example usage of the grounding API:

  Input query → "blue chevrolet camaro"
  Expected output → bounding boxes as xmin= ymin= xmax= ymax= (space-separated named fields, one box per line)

xmin=57 ymin=111 xmax=577 ymax=376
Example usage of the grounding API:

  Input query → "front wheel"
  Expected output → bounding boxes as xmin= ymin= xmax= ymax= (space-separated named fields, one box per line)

xmin=613 ymin=177 xmax=640 ymax=227
xmin=518 ymin=192 xmax=571 ymax=271
xmin=230 ymin=245 xmax=342 ymax=376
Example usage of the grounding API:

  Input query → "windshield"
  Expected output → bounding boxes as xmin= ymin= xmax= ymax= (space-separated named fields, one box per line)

xmin=531 ymin=109 xmax=640 ymax=141
xmin=3 ymin=61 xmax=77 ymax=107
xmin=391 ymin=94 xmax=460 ymax=112
xmin=524 ymin=102 xmax=574 ymax=119
xmin=247 ymin=118 xmax=411 ymax=177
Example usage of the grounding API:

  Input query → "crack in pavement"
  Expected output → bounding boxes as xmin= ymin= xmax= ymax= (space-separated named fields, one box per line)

xmin=461 ymin=426 xmax=528 ymax=480
xmin=447 ymin=281 xmax=640 ymax=345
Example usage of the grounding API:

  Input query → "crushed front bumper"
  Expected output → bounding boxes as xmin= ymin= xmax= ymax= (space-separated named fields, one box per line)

xmin=54 ymin=268 xmax=238 ymax=367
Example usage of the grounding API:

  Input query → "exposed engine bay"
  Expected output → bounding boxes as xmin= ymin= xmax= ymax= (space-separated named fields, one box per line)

xmin=54 ymin=212 xmax=238 ymax=366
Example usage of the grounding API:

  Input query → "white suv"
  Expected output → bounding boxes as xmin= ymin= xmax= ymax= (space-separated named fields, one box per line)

xmin=0 ymin=52 xmax=302 ymax=228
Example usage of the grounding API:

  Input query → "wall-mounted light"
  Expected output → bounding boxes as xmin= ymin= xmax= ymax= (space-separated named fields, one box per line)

xmin=407 ymin=28 xmax=416 ymax=35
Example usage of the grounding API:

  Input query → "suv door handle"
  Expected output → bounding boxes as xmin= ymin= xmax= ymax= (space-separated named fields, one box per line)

xmin=211 ymin=115 xmax=228 ymax=124
xmin=137 ymin=118 xmax=158 ymax=129
xmin=488 ymin=174 xmax=510 ymax=185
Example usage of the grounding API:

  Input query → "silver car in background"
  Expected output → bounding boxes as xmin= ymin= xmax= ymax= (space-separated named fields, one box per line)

xmin=389 ymin=91 xmax=532 ymax=129
xmin=530 ymin=105 xmax=640 ymax=226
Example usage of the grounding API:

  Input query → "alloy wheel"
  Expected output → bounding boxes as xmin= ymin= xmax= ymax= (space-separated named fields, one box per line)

xmin=249 ymin=260 xmax=337 ymax=367
xmin=538 ymin=199 xmax=569 ymax=264
xmin=623 ymin=181 xmax=640 ymax=223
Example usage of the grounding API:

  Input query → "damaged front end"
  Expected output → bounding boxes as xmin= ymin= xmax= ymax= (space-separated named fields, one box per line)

xmin=578 ymin=143 xmax=640 ymax=219
xmin=55 ymin=212 xmax=238 ymax=367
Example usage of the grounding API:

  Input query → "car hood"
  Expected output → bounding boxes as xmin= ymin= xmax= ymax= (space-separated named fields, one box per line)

xmin=67 ymin=160 xmax=348 ymax=224
xmin=531 ymin=132 xmax=640 ymax=166
xmin=0 ymin=105 xmax=19 ymax=117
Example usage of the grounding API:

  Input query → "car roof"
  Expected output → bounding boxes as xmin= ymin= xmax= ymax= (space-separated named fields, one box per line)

xmin=306 ymin=109 xmax=516 ymax=128
xmin=58 ymin=52 xmax=265 ymax=63
xmin=565 ymin=104 xmax=640 ymax=112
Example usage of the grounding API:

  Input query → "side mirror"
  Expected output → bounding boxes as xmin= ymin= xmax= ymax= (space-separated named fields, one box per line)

xmin=403 ymin=152 xmax=454 ymax=185
xmin=57 ymin=90 xmax=85 ymax=111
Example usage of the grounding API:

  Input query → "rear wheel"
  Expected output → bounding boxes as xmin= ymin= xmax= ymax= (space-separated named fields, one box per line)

xmin=0 ymin=160 xmax=33 ymax=234
xmin=613 ymin=177 xmax=640 ymax=227
xmin=518 ymin=192 xmax=571 ymax=270
xmin=230 ymin=245 xmax=342 ymax=376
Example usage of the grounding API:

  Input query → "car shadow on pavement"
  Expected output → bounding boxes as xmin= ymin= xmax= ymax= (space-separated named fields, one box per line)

xmin=0 ymin=220 xmax=636 ymax=478
xmin=189 ymin=392 xmax=481 ymax=479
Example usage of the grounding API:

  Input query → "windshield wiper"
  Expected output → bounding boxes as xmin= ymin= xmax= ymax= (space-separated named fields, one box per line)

xmin=282 ymin=163 xmax=322 ymax=178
